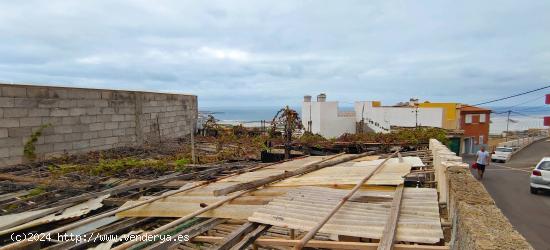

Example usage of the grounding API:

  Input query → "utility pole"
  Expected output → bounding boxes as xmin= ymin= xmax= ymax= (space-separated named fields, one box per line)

xmin=505 ymin=110 xmax=511 ymax=142
xmin=412 ymin=106 xmax=419 ymax=128
xmin=191 ymin=117 xmax=196 ymax=164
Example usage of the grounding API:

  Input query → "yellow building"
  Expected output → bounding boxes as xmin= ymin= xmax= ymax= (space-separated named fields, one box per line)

xmin=417 ymin=102 xmax=460 ymax=130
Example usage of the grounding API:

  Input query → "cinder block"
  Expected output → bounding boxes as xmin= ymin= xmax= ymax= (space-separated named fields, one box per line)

xmin=78 ymin=99 xmax=108 ymax=108
xmin=50 ymin=108 xmax=70 ymax=117
xmin=9 ymin=146 xmax=24 ymax=157
xmin=101 ymin=91 xmax=113 ymax=99
xmin=3 ymin=108 xmax=28 ymax=118
xmin=57 ymin=100 xmax=77 ymax=108
xmin=112 ymin=129 xmax=125 ymax=136
xmin=48 ymin=89 xmax=69 ymax=99
xmin=38 ymin=99 xmax=59 ymax=108
xmin=80 ymin=115 xmax=98 ymax=124
xmin=77 ymin=90 xmax=101 ymax=100
xmin=98 ymin=130 xmax=113 ymax=138
xmin=26 ymin=87 xmax=49 ymax=98
xmin=69 ymin=108 xmax=87 ymax=116
xmin=97 ymin=114 xmax=113 ymax=122
xmin=104 ymin=136 xmax=119 ymax=145
xmin=89 ymin=122 xmax=105 ymax=131
xmin=0 ymin=148 xmax=9 ymax=158
xmin=72 ymin=140 xmax=90 ymax=149
xmin=90 ymin=138 xmax=106 ymax=147
xmin=35 ymin=144 xmax=53 ymax=153
xmin=86 ymin=107 xmax=102 ymax=115
xmin=20 ymin=117 xmax=42 ymax=127
xmin=0 ymin=128 xmax=7 ymax=138
xmin=82 ymin=131 xmax=98 ymax=140
xmin=13 ymin=98 xmax=37 ymax=108
xmin=101 ymin=107 xmax=115 ymax=115
xmin=44 ymin=134 xmax=64 ymax=143
xmin=64 ymin=133 xmax=82 ymax=141
xmin=124 ymin=114 xmax=135 ymax=121
xmin=28 ymin=108 xmax=50 ymax=117
xmin=0 ymin=137 xmax=22 ymax=146
xmin=62 ymin=117 xmax=80 ymax=125
xmin=112 ymin=115 xmax=125 ymax=122
xmin=54 ymin=125 xmax=73 ymax=134
xmin=8 ymin=127 xmax=31 ymax=138
xmin=104 ymin=122 xmax=118 ymax=130
xmin=54 ymin=142 xmax=73 ymax=151
xmin=119 ymin=121 xmax=135 ymax=128
xmin=41 ymin=117 xmax=63 ymax=125
xmin=0 ymin=156 xmax=23 ymax=166
xmin=119 ymin=107 xmax=135 ymax=114
xmin=0 ymin=119 xmax=19 ymax=128
xmin=1 ymin=86 xmax=26 ymax=97
xmin=125 ymin=128 xmax=136 ymax=135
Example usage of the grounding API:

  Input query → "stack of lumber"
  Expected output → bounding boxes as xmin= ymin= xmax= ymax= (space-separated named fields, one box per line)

xmin=117 ymin=155 xmax=444 ymax=244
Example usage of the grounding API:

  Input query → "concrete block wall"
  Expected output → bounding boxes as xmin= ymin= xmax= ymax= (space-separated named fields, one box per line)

xmin=0 ymin=83 xmax=197 ymax=166
xmin=429 ymin=139 xmax=532 ymax=249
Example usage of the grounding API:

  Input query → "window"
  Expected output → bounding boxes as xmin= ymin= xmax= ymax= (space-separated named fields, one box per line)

xmin=465 ymin=114 xmax=472 ymax=124
xmin=495 ymin=147 xmax=513 ymax=152
xmin=479 ymin=135 xmax=484 ymax=144
xmin=538 ymin=161 xmax=550 ymax=171
xmin=479 ymin=114 xmax=486 ymax=123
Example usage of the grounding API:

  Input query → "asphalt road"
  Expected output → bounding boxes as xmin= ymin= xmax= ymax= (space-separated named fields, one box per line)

xmin=465 ymin=139 xmax=550 ymax=250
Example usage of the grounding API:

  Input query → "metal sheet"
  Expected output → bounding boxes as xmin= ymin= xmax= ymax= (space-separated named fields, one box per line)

xmin=248 ymin=186 xmax=443 ymax=244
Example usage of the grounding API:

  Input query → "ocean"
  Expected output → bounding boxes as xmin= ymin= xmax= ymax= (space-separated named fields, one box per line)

xmin=200 ymin=106 xmax=549 ymax=134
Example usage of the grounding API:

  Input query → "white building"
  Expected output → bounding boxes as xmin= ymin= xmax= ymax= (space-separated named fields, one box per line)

xmin=302 ymin=94 xmax=445 ymax=138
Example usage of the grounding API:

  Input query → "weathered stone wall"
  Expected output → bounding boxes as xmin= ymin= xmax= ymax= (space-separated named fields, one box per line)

xmin=429 ymin=139 xmax=532 ymax=249
xmin=0 ymin=83 xmax=197 ymax=166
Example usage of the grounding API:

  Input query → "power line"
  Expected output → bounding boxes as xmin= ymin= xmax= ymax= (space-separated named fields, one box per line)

xmin=490 ymin=94 xmax=546 ymax=112
xmin=472 ymin=84 xmax=550 ymax=106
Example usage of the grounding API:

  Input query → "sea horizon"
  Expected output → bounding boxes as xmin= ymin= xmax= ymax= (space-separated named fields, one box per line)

xmin=200 ymin=105 xmax=549 ymax=134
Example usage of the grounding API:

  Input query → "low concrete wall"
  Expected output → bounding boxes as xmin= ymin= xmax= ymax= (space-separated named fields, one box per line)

xmin=498 ymin=135 xmax=548 ymax=158
xmin=0 ymin=83 xmax=197 ymax=166
xmin=429 ymin=139 xmax=532 ymax=249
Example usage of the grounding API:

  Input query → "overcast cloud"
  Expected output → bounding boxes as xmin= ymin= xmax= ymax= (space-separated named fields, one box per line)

xmin=0 ymin=1 xmax=549 ymax=107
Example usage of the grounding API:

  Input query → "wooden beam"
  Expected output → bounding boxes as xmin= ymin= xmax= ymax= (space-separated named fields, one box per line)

xmin=146 ymin=218 xmax=226 ymax=250
xmin=214 ymin=152 xmax=378 ymax=196
xmin=230 ymin=224 xmax=271 ymax=250
xmin=293 ymin=151 xmax=399 ymax=250
xmin=377 ymin=184 xmax=405 ymax=250
xmin=112 ymin=189 xmax=254 ymax=250
xmin=192 ymin=236 xmax=449 ymax=250
xmin=215 ymin=222 xmax=259 ymax=250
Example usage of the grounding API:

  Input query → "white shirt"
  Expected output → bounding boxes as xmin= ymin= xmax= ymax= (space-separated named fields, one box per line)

xmin=476 ymin=150 xmax=490 ymax=165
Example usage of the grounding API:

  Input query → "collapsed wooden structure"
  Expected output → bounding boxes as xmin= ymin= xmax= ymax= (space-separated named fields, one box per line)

xmin=0 ymin=150 xmax=447 ymax=250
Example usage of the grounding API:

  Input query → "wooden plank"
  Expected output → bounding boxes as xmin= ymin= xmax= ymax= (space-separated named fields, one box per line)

xmin=378 ymin=184 xmax=405 ymax=250
xmin=191 ymin=236 xmax=449 ymax=250
xmin=213 ymin=153 xmax=348 ymax=196
xmin=117 ymin=202 xmax=257 ymax=220
xmin=230 ymin=224 xmax=271 ymax=250
xmin=112 ymin=189 xmax=255 ymax=250
xmin=216 ymin=222 xmax=259 ymax=250
xmin=145 ymin=218 xmax=226 ymax=250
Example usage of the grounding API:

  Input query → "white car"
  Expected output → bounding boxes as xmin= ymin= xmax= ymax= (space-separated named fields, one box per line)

xmin=530 ymin=157 xmax=550 ymax=194
xmin=491 ymin=147 xmax=514 ymax=163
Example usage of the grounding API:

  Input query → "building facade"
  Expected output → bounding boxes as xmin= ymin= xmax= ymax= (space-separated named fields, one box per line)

xmin=302 ymin=94 xmax=445 ymax=138
xmin=459 ymin=106 xmax=491 ymax=154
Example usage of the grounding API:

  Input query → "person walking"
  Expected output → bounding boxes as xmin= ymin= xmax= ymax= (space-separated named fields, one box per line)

xmin=475 ymin=146 xmax=491 ymax=180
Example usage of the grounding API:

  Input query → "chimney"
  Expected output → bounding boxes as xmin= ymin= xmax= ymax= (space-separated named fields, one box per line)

xmin=317 ymin=93 xmax=326 ymax=102
xmin=304 ymin=95 xmax=312 ymax=102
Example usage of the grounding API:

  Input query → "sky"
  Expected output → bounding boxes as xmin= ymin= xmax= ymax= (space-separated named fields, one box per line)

xmin=0 ymin=1 xmax=549 ymax=108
